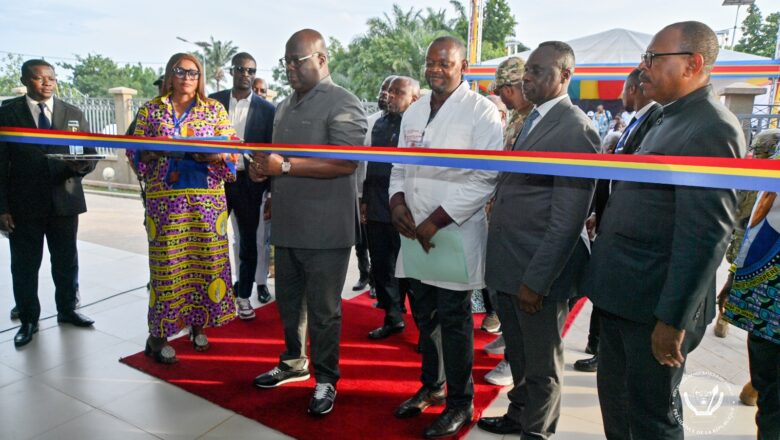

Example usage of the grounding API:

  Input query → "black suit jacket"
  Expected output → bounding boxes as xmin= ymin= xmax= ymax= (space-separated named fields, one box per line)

xmin=593 ymin=103 xmax=663 ymax=228
xmin=0 ymin=96 xmax=96 ymax=218
xmin=585 ymin=85 xmax=745 ymax=331
xmin=209 ymin=90 xmax=275 ymax=193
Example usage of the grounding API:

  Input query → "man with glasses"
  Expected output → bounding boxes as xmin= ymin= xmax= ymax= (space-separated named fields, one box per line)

xmin=584 ymin=21 xmax=745 ymax=439
xmin=0 ymin=59 xmax=97 ymax=347
xmin=249 ymin=29 xmax=367 ymax=417
xmin=209 ymin=52 xmax=275 ymax=318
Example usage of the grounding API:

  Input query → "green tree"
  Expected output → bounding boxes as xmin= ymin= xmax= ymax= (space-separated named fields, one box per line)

xmin=0 ymin=53 xmax=25 ymax=96
xmin=450 ymin=0 xmax=527 ymax=61
xmin=59 ymin=54 xmax=160 ymax=97
xmin=328 ymin=5 xmax=455 ymax=99
xmin=193 ymin=36 xmax=239 ymax=92
xmin=735 ymin=4 xmax=779 ymax=57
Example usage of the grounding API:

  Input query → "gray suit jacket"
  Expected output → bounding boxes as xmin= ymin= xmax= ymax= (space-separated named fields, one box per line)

xmin=270 ymin=76 xmax=367 ymax=249
xmin=485 ymin=96 xmax=600 ymax=299
xmin=584 ymin=85 xmax=746 ymax=330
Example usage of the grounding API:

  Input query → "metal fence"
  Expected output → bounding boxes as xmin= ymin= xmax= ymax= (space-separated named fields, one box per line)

xmin=59 ymin=95 xmax=380 ymax=158
xmin=737 ymin=109 xmax=780 ymax=148
xmin=60 ymin=96 xmax=118 ymax=157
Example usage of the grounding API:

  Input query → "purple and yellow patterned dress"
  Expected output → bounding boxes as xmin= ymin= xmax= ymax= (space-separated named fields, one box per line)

xmin=128 ymin=94 xmax=238 ymax=338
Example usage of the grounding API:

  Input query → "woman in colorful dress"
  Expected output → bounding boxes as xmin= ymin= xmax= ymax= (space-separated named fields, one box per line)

xmin=128 ymin=53 xmax=237 ymax=364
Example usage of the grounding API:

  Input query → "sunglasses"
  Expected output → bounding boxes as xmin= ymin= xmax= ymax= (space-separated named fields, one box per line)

xmin=173 ymin=67 xmax=200 ymax=80
xmin=231 ymin=66 xmax=257 ymax=75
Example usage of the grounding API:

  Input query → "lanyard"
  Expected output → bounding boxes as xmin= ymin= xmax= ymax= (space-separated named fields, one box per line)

xmin=172 ymin=99 xmax=197 ymax=136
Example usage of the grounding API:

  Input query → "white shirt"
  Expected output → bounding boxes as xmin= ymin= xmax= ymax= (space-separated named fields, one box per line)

xmin=389 ymin=82 xmax=504 ymax=290
xmin=527 ymin=94 xmax=568 ymax=133
xmin=621 ymin=110 xmax=635 ymax=127
xmin=229 ymin=92 xmax=252 ymax=170
xmin=26 ymin=95 xmax=54 ymax=128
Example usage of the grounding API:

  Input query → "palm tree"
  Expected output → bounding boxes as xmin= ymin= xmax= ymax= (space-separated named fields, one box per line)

xmin=194 ymin=36 xmax=239 ymax=92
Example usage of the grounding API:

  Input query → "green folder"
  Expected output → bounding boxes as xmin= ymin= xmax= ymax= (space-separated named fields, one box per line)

xmin=400 ymin=229 xmax=469 ymax=284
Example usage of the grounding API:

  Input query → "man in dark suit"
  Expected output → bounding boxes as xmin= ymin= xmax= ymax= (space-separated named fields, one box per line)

xmin=210 ymin=52 xmax=275 ymax=315
xmin=0 ymin=59 xmax=97 ymax=347
xmin=476 ymin=41 xmax=599 ymax=438
xmin=574 ymin=68 xmax=663 ymax=373
xmin=584 ymin=22 xmax=745 ymax=439
xmin=363 ymin=76 xmax=419 ymax=340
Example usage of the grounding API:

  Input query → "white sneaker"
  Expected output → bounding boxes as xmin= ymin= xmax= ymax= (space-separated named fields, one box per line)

xmin=485 ymin=359 xmax=513 ymax=386
xmin=237 ymin=298 xmax=256 ymax=320
xmin=484 ymin=335 xmax=505 ymax=355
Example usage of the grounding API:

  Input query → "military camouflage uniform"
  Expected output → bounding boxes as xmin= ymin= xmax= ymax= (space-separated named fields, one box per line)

xmin=491 ymin=57 xmax=532 ymax=150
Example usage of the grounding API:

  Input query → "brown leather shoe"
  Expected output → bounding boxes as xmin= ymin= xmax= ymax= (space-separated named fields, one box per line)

xmin=740 ymin=381 xmax=758 ymax=406
xmin=394 ymin=386 xmax=446 ymax=418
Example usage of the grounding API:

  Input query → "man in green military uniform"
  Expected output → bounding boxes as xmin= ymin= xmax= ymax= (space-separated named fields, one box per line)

xmin=490 ymin=57 xmax=533 ymax=150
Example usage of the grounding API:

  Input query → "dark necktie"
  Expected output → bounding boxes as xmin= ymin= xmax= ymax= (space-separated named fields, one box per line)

xmin=512 ymin=109 xmax=540 ymax=150
xmin=37 ymin=102 xmax=51 ymax=129
xmin=614 ymin=116 xmax=638 ymax=154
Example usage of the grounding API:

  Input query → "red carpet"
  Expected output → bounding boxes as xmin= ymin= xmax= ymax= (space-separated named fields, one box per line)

xmin=121 ymin=294 xmax=585 ymax=440
xmin=120 ymin=293 xmax=587 ymax=440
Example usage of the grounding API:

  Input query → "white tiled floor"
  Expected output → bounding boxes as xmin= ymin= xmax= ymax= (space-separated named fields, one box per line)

xmin=0 ymin=193 xmax=762 ymax=439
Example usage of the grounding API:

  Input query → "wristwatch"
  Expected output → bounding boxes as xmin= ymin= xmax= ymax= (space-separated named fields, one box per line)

xmin=280 ymin=156 xmax=291 ymax=175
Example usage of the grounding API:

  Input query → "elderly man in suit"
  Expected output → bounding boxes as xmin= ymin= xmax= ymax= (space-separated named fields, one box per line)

xmin=574 ymin=67 xmax=663 ymax=373
xmin=476 ymin=41 xmax=599 ymax=438
xmin=210 ymin=52 xmax=276 ymax=316
xmin=0 ymin=59 xmax=97 ymax=347
xmin=584 ymin=21 xmax=745 ymax=439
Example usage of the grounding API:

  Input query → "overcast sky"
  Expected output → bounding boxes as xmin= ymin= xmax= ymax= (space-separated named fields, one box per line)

xmin=1 ymin=0 xmax=777 ymax=83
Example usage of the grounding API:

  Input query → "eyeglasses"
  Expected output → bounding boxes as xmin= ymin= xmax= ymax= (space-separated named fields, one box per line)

xmin=640 ymin=51 xmax=694 ymax=68
xmin=278 ymin=52 xmax=320 ymax=69
xmin=173 ymin=67 xmax=201 ymax=80
xmin=256 ymin=88 xmax=267 ymax=94
xmin=231 ymin=66 xmax=257 ymax=76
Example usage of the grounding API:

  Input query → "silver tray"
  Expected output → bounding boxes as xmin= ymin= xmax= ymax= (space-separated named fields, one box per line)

xmin=46 ymin=154 xmax=108 ymax=161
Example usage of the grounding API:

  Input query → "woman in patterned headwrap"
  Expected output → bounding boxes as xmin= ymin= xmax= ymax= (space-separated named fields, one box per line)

xmin=128 ymin=52 xmax=237 ymax=364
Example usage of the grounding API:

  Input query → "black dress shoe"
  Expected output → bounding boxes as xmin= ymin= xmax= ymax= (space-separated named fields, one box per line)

xmin=394 ymin=386 xmax=446 ymax=418
xmin=574 ymin=355 xmax=598 ymax=372
xmin=352 ymin=276 xmax=369 ymax=291
xmin=477 ymin=415 xmax=523 ymax=435
xmin=10 ymin=306 xmax=19 ymax=320
xmin=256 ymin=284 xmax=272 ymax=304
xmin=57 ymin=311 xmax=95 ymax=327
xmin=423 ymin=405 xmax=473 ymax=438
xmin=368 ymin=323 xmax=405 ymax=339
xmin=14 ymin=323 xmax=38 ymax=347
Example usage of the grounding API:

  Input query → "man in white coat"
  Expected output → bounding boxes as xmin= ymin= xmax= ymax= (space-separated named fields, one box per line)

xmin=388 ymin=36 xmax=504 ymax=439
